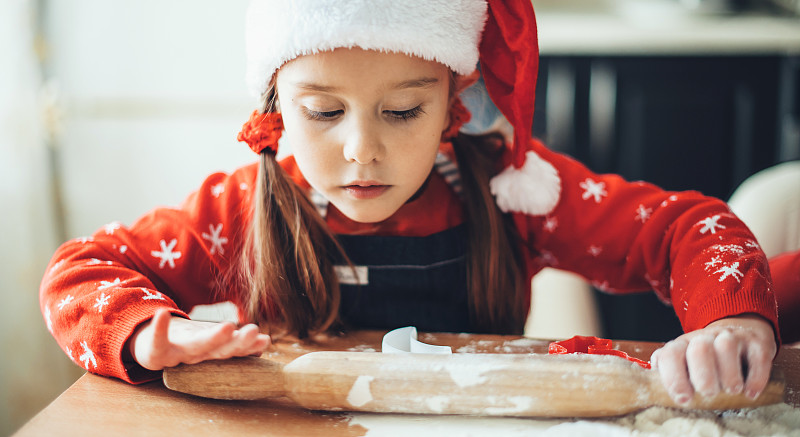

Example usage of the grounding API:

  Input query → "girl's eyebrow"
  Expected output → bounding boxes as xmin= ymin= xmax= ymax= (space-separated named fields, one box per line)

xmin=390 ymin=77 xmax=440 ymax=90
xmin=292 ymin=77 xmax=440 ymax=93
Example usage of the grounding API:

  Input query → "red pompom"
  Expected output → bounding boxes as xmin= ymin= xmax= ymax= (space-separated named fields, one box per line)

xmin=237 ymin=110 xmax=284 ymax=154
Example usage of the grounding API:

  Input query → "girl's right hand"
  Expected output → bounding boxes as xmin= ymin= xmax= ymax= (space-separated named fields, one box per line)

xmin=129 ymin=308 xmax=272 ymax=371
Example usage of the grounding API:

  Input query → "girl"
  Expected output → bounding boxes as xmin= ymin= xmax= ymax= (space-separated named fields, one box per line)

xmin=41 ymin=0 xmax=781 ymax=408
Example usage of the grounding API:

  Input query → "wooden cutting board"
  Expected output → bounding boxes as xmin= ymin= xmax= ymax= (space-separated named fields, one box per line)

xmin=163 ymin=351 xmax=785 ymax=417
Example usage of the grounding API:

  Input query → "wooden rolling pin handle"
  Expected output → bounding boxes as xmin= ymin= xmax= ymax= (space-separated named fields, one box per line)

xmin=163 ymin=356 xmax=287 ymax=400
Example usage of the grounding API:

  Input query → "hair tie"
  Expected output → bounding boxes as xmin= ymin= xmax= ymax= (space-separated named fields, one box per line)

xmin=237 ymin=110 xmax=284 ymax=154
xmin=443 ymin=97 xmax=472 ymax=142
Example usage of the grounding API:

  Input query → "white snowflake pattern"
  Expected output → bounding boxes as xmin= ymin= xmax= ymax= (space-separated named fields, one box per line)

xmin=57 ymin=295 xmax=74 ymax=310
xmin=98 ymin=278 xmax=121 ymax=291
xmin=704 ymin=255 xmax=723 ymax=272
xmin=714 ymin=262 xmax=744 ymax=283
xmin=103 ymin=221 xmax=121 ymax=235
xmin=579 ymin=178 xmax=608 ymax=203
xmin=709 ymin=243 xmax=745 ymax=257
xmin=538 ymin=250 xmax=558 ymax=266
xmin=660 ymin=195 xmax=679 ymax=208
xmin=79 ymin=341 xmax=97 ymax=369
xmin=587 ymin=245 xmax=603 ymax=257
xmin=65 ymin=346 xmax=73 ymax=362
xmin=696 ymin=215 xmax=727 ymax=235
xmin=44 ymin=306 xmax=52 ymax=333
xmin=543 ymin=216 xmax=558 ymax=233
xmin=87 ymin=258 xmax=113 ymax=266
xmin=202 ymin=223 xmax=229 ymax=255
xmin=239 ymin=183 xmax=249 ymax=191
xmin=48 ymin=259 xmax=65 ymax=275
xmin=151 ymin=239 xmax=182 ymax=269
xmin=93 ymin=293 xmax=111 ymax=312
xmin=211 ymin=183 xmax=225 ymax=198
xmin=142 ymin=288 xmax=165 ymax=301
xmin=634 ymin=204 xmax=652 ymax=223
xmin=744 ymin=240 xmax=761 ymax=251
xmin=119 ymin=245 xmax=128 ymax=254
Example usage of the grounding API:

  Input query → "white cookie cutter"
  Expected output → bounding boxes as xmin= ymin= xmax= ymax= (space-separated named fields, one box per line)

xmin=381 ymin=326 xmax=452 ymax=354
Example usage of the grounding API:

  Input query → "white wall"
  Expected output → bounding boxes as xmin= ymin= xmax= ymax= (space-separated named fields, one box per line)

xmin=46 ymin=0 xmax=256 ymax=236
xmin=1 ymin=1 xmax=256 ymax=434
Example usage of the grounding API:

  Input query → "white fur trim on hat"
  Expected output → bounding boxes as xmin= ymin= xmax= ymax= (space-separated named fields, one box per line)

xmin=245 ymin=0 xmax=487 ymax=98
xmin=490 ymin=150 xmax=562 ymax=216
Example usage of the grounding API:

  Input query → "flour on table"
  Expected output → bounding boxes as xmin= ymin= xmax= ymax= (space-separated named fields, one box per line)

xmin=347 ymin=403 xmax=800 ymax=437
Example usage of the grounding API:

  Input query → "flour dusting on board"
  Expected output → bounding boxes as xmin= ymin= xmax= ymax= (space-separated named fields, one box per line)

xmin=347 ymin=375 xmax=375 ymax=407
xmin=483 ymin=396 xmax=535 ymax=415
xmin=444 ymin=357 xmax=509 ymax=387
xmin=377 ymin=354 xmax=513 ymax=388
xmin=347 ymin=403 xmax=800 ymax=437
xmin=424 ymin=396 xmax=450 ymax=413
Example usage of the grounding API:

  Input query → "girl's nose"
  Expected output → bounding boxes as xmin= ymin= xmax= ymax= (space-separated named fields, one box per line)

xmin=342 ymin=119 xmax=385 ymax=164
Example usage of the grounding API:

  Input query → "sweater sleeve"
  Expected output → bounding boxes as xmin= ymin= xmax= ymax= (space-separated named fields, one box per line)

xmin=39 ymin=164 xmax=257 ymax=383
xmin=524 ymin=140 xmax=779 ymax=336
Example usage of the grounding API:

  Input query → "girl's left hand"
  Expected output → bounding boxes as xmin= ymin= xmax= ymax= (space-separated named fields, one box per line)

xmin=650 ymin=314 xmax=777 ymax=405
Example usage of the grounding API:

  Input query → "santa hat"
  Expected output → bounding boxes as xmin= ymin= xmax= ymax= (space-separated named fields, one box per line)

xmin=244 ymin=0 xmax=561 ymax=216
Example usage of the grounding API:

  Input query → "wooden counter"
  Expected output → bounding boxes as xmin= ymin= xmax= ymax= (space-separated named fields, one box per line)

xmin=14 ymin=331 xmax=800 ymax=436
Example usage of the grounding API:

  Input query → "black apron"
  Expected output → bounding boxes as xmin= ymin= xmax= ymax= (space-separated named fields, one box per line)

xmin=334 ymin=224 xmax=471 ymax=332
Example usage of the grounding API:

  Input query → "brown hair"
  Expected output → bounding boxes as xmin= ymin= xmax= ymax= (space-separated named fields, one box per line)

xmin=232 ymin=80 xmax=526 ymax=337
xmin=452 ymin=131 xmax=526 ymax=334
xmin=231 ymin=84 xmax=348 ymax=338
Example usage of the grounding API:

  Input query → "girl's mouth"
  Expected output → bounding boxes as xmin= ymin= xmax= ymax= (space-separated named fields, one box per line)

xmin=342 ymin=183 xmax=390 ymax=199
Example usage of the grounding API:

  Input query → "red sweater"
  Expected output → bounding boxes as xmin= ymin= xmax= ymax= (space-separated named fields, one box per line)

xmin=39 ymin=140 xmax=781 ymax=383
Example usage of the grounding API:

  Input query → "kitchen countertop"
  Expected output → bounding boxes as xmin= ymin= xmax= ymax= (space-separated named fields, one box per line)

xmin=13 ymin=331 xmax=800 ymax=437
xmin=535 ymin=0 xmax=800 ymax=55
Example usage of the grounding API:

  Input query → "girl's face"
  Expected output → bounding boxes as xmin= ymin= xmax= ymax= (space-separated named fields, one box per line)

xmin=276 ymin=48 xmax=452 ymax=223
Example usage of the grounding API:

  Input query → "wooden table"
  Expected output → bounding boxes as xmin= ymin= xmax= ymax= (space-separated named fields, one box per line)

xmin=14 ymin=331 xmax=800 ymax=437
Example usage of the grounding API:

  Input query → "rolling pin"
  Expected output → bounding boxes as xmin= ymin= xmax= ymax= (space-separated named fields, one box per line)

xmin=162 ymin=351 xmax=784 ymax=417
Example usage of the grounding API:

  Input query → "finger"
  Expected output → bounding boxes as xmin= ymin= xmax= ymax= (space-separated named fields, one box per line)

xmin=234 ymin=323 xmax=260 ymax=344
xmin=743 ymin=341 xmax=772 ymax=399
xmin=247 ymin=337 xmax=272 ymax=357
xmin=236 ymin=326 xmax=271 ymax=356
xmin=133 ymin=309 xmax=176 ymax=370
xmin=148 ymin=308 xmax=174 ymax=355
xmin=182 ymin=322 xmax=237 ymax=363
xmin=249 ymin=333 xmax=272 ymax=355
xmin=685 ymin=334 xmax=721 ymax=398
xmin=238 ymin=324 xmax=272 ymax=356
xmin=212 ymin=324 xmax=260 ymax=359
xmin=655 ymin=339 xmax=694 ymax=406
xmin=713 ymin=329 xmax=744 ymax=395
xmin=650 ymin=348 xmax=661 ymax=369
xmin=223 ymin=325 xmax=270 ymax=358
xmin=151 ymin=308 xmax=172 ymax=340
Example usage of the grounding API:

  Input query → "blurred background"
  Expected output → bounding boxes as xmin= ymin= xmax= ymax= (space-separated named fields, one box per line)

xmin=1 ymin=0 xmax=799 ymax=434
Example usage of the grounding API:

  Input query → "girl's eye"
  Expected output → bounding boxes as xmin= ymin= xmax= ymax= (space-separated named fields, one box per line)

xmin=385 ymin=105 xmax=424 ymax=121
xmin=303 ymin=108 xmax=343 ymax=121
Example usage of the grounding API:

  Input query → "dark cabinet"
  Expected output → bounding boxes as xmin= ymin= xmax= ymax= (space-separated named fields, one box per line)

xmin=533 ymin=54 xmax=800 ymax=341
